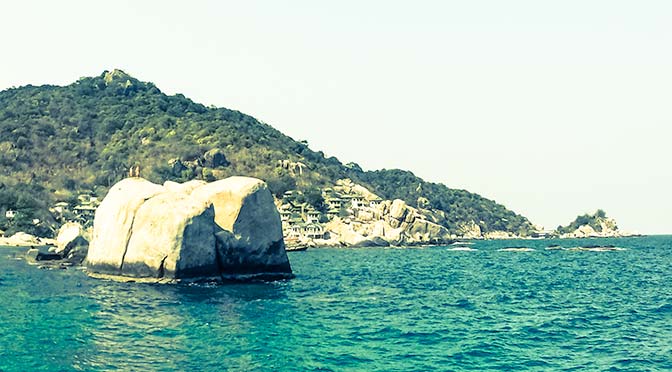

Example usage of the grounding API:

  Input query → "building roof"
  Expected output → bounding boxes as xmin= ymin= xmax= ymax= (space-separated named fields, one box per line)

xmin=74 ymin=205 xmax=97 ymax=211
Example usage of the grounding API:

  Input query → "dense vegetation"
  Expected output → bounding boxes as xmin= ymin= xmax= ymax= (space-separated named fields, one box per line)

xmin=556 ymin=209 xmax=614 ymax=234
xmin=0 ymin=69 xmax=534 ymax=236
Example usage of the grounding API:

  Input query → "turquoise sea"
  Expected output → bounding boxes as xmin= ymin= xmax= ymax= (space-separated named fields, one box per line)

xmin=1 ymin=236 xmax=671 ymax=371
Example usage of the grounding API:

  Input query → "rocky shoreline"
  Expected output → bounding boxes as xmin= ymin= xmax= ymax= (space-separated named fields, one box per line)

xmin=0 ymin=232 xmax=55 ymax=248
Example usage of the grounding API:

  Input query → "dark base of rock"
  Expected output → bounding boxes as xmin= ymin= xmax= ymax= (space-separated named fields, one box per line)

xmin=345 ymin=238 xmax=454 ymax=248
xmin=86 ymin=258 xmax=293 ymax=283
xmin=350 ymin=237 xmax=391 ymax=248
xmin=86 ymin=270 xmax=295 ymax=284
xmin=26 ymin=248 xmax=63 ymax=262
xmin=25 ymin=246 xmax=88 ymax=270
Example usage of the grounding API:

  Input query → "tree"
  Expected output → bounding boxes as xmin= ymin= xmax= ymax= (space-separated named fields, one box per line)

xmin=266 ymin=173 xmax=296 ymax=198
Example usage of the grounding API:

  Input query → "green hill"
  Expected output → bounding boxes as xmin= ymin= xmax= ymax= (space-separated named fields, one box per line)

xmin=0 ymin=69 xmax=534 ymax=237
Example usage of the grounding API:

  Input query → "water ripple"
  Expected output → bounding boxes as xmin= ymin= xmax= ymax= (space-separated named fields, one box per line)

xmin=0 ymin=236 xmax=671 ymax=371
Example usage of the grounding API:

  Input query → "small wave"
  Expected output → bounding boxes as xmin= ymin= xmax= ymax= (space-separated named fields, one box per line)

xmin=451 ymin=241 xmax=474 ymax=245
xmin=566 ymin=247 xmax=626 ymax=252
xmin=498 ymin=247 xmax=535 ymax=252
xmin=447 ymin=247 xmax=477 ymax=251
xmin=654 ymin=303 xmax=672 ymax=313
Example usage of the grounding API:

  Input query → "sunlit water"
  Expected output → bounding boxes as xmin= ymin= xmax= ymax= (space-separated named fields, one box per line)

xmin=1 ymin=236 xmax=671 ymax=371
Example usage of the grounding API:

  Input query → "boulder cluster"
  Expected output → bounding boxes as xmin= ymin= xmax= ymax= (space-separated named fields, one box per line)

xmin=85 ymin=176 xmax=292 ymax=282
xmin=322 ymin=199 xmax=453 ymax=247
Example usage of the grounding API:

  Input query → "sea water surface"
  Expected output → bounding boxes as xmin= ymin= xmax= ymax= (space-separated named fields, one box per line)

xmin=1 ymin=236 xmax=671 ymax=371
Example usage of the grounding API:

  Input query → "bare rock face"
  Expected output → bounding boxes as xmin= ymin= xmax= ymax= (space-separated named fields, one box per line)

xmin=417 ymin=197 xmax=430 ymax=209
xmin=195 ymin=177 xmax=290 ymax=277
xmin=321 ymin=200 xmax=451 ymax=247
xmin=457 ymin=220 xmax=482 ymax=239
xmin=408 ymin=219 xmax=450 ymax=242
xmin=85 ymin=177 xmax=292 ymax=282
xmin=121 ymin=191 xmax=217 ymax=279
xmin=389 ymin=199 xmax=408 ymax=220
xmin=85 ymin=178 xmax=165 ymax=273
xmin=203 ymin=148 xmax=229 ymax=168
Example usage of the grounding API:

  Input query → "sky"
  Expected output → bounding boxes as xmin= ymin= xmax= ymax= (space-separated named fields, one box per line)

xmin=1 ymin=1 xmax=671 ymax=234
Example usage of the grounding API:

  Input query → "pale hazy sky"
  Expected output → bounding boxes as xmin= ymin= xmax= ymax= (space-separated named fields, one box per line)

xmin=2 ymin=1 xmax=671 ymax=233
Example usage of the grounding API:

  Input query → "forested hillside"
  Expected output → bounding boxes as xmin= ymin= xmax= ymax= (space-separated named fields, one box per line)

xmin=0 ymin=70 xmax=533 ymax=236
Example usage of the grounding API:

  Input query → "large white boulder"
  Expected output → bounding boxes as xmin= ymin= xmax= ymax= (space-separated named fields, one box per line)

xmin=85 ymin=178 xmax=164 ymax=274
xmin=389 ymin=199 xmax=408 ymax=220
xmin=85 ymin=177 xmax=291 ymax=282
xmin=122 ymin=191 xmax=217 ymax=279
xmin=195 ymin=177 xmax=290 ymax=277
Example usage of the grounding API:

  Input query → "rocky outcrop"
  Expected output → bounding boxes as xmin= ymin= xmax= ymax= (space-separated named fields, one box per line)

xmin=195 ymin=177 xmax=288 ymax=276
xmin=168 ymin=158 xmax=189 ymax=177
xmin=0 ymin=232 xmax=54 ymax=247
xmin=278 ymin=160 xmax=308 ymax=176
xmin=417 ymin=197 xmax=430 ymax=209
xmin=334 ymin=179 xmax=380 ymax=201
xmin=483 ymin=231 xmax=517 ymax=240
xmin=319 ymin=198 xmax=452 ymax=247
xmin=203 ymin=148 xmax=229 ymax=168
xmin=54 ymin=222 xmax=90 ymax=263
xmin=389 ymin=199 xmax=409 ymax=221
xmin=85 ymin=178 xmax=165 ymax=273
xmin=560 ymin=222 xmax=632 ymax=238
xmin=85 ymin=177 xmax=292 ymax=282
xmin=557 ymin=210 xmax=633 ymax=238
xmin=458 ymin=221 xmax=482 ymax=239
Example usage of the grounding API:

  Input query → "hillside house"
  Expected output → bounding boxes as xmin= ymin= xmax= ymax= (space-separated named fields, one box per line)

xmin=327 ymin=208 xmax=340 ymax=220
xmin=326 ymin=197 xmax=344 ymax=210
xmin=351 ymin=195 xmax=365 ymax=208
xmin=304 ymin=208 xmax=321 ymax=223
xmin=369 ymin=198 xmax=382 ymax=208
xmin=279 ymin=206 xmax=292 ymax=222
xmin=302 ymin=224 xmax=325 ymax=239
xmin=52 ymin=202 xmax=70 ymax=215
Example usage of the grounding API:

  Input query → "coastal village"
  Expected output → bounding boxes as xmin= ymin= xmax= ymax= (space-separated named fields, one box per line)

xmin=274 ymin=178 xmax=589 ymax=248
xmin=278 ymin=179 xmax=386 ymax=247
xmin=2 ymin=192 xmax=99 ymax=236
xmin=1 ymin=177 xmax=633 ymax=248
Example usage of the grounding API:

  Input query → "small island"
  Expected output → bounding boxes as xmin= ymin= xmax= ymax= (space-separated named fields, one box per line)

xmin=554 ymin=209 xmax=635 ymax=238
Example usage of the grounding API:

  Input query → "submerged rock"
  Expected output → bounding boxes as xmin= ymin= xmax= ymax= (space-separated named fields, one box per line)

xmin=85 ymin=177 xmax=292 ymax=282
xmin=26 ymin=248 xmax=62 ymax=263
